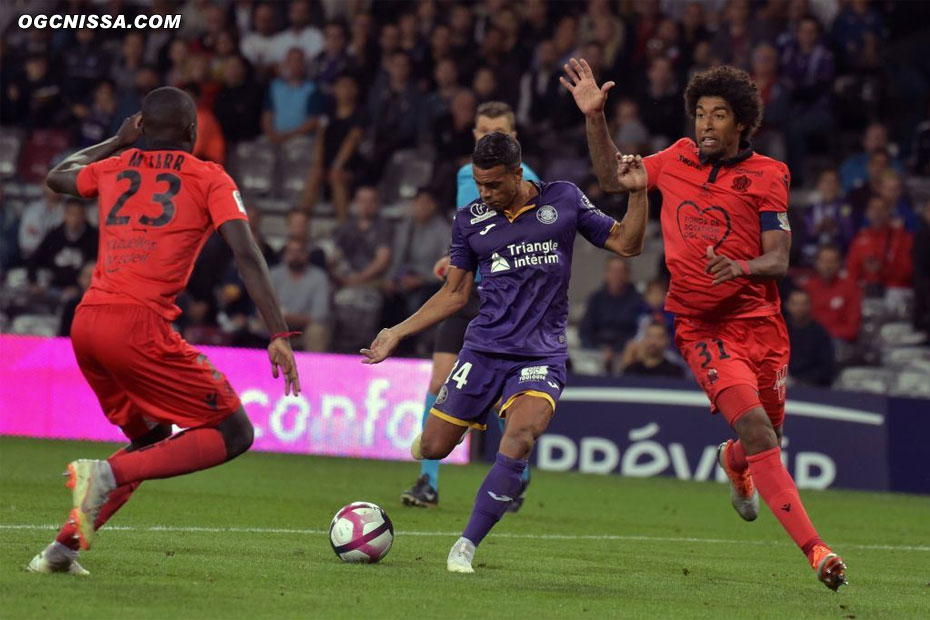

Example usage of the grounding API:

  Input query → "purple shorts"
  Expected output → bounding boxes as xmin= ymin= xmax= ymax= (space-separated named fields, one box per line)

xmin=431 ymin=348 xmax=567 ymax=430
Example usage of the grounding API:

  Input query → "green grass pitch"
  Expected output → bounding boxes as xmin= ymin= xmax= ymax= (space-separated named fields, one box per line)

xmin=1 ymin=437 xmax=928 ymax=619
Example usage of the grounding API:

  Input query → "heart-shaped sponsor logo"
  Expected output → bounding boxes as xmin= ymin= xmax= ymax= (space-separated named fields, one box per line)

xmin=675 ymin=200 xmax=731 ymax=250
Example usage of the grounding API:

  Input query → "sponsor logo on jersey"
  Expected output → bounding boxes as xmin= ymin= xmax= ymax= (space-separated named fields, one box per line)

xmin=520 ymin=365 xmax=549 ymax=382
xmin=777 ymin=212 xmax=791 ymax=232
xmin=487 ymin=491 xmax=513 ymax=502
xmin=731 ymin=175 xmax=752 ymax=192
xmin=536 ymin=204 xmax=558 ymax=224
xmin=676 ymin=201 xmax=731 ymax=250
xmin=677 ymin=154 xmax=703 ymax=170
xmin=233 ymin=190 xmax=246 ymax=214
xmin=479 ymin=223 xmax=497 ymax=235
xmin=490 ymin=252 xmax=511 ymax=273
xmin=469 ymin=202 xmax=497 ymax=224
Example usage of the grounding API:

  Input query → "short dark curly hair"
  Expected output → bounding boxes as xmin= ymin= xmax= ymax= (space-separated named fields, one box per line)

xmin=684 ymin=65 xmax=763 ymax=141
xmin=473 ymin=132 xmax=522 ymax=171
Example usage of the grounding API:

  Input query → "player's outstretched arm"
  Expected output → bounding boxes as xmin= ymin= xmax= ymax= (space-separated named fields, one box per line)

xmin=46 ymin=113 xmax=143 ymax=197
xmin=361 ymin=266 xmax=474 ymax=364
xmin=219 ymin=219 xmax=301 ymax=395
xmin=604 ymin=181 xmax=649 ymax=257
xmin=560 ymin=58 xmax=625 ymax=193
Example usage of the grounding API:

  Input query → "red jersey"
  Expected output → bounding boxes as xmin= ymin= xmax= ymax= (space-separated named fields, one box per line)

xmin=643 ymin=138 xmax=791 ymax=320
xmin=76 ymin=148 xmax=248 ymax=320
xmin=802 ymin=274 xmax=862 ymax=342
xmin=846 ymin=226 xmax=913 ymax=289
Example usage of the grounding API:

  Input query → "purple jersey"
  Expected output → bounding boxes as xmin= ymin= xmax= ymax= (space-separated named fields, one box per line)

xmin=449 ymin=181 xmax=616 ymax=356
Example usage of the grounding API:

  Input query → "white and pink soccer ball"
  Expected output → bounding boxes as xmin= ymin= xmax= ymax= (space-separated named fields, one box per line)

xmin=329 ymin=502 xmax=394 ymax=563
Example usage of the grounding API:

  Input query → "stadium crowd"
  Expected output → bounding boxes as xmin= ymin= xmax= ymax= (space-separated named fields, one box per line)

xmin=0 ymin=0 xmax=928 ymax=394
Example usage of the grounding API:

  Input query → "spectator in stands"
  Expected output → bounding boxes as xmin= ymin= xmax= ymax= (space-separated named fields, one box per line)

xmin=110 ymin=32 xmax=146 ymax=95
xmin=62 ymin=29 xmax=111 ymax=105
xmin=386 ymin=188 xmax=450 ymax=315
xmin=623 ymin=321 xmax=685 ymax=378
xmin=839 ymin=122 xmax=904 ymax=192
xmin=367 ymin=51 xmax=421 ymax=180
xmin=73 ymin=80 xmax=117 ymax=148
xmin=781 ymin=15 xmax=835 ymax=184
xmin=710 ymin=0 xmax=753 ymax=70
xmin=846 ymin=197 xmax=914 ymax=295
xmin=611 ymin=98 xmax=649 ymax=155
xmin=245 ymin=204 xmax=278 ymax=268
xmin=785 ymin=289 xmax=835 ymax=387
xmin=472 ymin=66 xmax=499 ymax=104
xmin=516 ymin=40 xmax=561 ymax=138
xmin=302 ymin=72 xmax=367 ymax=222
xmin=3 ymin=55 xmax=65 ymax=129
xmin=214 ymin=55 xmax=264 ymax=144
xmin=240 ymin=2 xmax=281 ymax=79
xmin=0 ymin=187 xmax=21 ymax=274
xmin=750 ymin=42 xmax=790 ymax=162
xmin=912 ymin=200 xmax=930 ymax=333
xmin=800 ymin=169 xmax=857 ymax=263
xmin=270 ymin=237 xmax=332 ymax=352
xmin=278 ymin=208 xmax=325 ymax=269
xmin=580 ymin=257 xmax=643 ymax=374
xmin=331 ymin=186 xmax=392 ymax=288
xmin=431 ymin=89 xmax=477 ymax=207
xmin=28 ymin=198 xmax=98 ymax=295
xmin=18 ymin=188 xmax=63 ymax=259
xmin=184 ymin=84 xmax=226 ymax=164
xmin=876 ymin=170 xmax=918 ymax=232
xmin=112 ymin=65 xmax=159 ymax=135
xmin=477 ymin=26 xmax=521 ymax=107
xmin=270 ymin=0 xmax=322 ymax=66
xmin=911 ymin=103 xmax=930 ymax=176
xmin=831 ymin=0 xmax=886 ymax=72
xmin=348 ymin=12 xmax=377 ymax=82
xmin=422 ymin=57 xmax=463 ymax=133
xmin=637 ymin=57 xmax=683 ymax=149
xmin=804 ymin=244 xmax=862 ymax=343
xmin=308 ymin=20 xmax=355 ymax=95
xmin=59 ymin=261 xmax=94 ymax=337
xmin=847 ymin=149 xmax=892 ymax=221
xmin=208 ymin=30 xmax=241 ymax=83
xmin=262 ymin=48 xmax=325 ymax=145
xmin=374 ymin=23 xmax=401 ymax=81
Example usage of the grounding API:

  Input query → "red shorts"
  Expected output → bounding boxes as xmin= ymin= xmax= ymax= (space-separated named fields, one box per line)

xmin=674 ymin=314 xmax=789 ymax=427
xmin=71 ymin=303 xmax=241 ymax=439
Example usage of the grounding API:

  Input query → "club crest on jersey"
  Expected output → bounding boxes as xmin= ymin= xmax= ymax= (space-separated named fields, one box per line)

xmin=436 ymin=385 xmax=449 ymax=404
xmin=536 ymin=204 xmax=558 ymax=224
xmin=731 ymin=175 xmax=751 ymax=192
xmin=469 ymin=202 xmax=497 ymax=225
xmin=490 ymin=252 xmax=511 ymax=273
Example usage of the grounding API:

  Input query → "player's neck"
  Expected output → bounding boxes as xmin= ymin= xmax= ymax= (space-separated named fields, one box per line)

xmin=502 ymin=180 xmax=536 ymax=217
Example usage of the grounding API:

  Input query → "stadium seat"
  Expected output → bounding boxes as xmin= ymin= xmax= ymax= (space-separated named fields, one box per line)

xmin=881 ymin=346 xmax=930 ymax=367
xmin=833 ymin=366 xmax=894 ymax=394
xmin=878 ymin=322 xmax=927 ymax=347
xmin=10 ymin=313 xmax=59 ymax=337
xmin=229 ymin=140 xmax=275 ymax=197
xmin=568 ymin=348 xmax=607 ymax=376
xmin=0 ymin=130 xmax=24 ymax=179
xmin=331 ymin=286 xmax=383 ymax=353
xmin=890 ymin=368 xmax=930 ymax=398
xmin=379 ymin=150 xmax=433 ymax=205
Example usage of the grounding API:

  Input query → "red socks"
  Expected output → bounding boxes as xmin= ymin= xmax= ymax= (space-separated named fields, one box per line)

xmin=108 ymin=427 xmax=228 ymax=486
xmin=726 ymin=440 xmax=749 ymax=473
xmin=747 ymin=447 xmax=822 ymax=558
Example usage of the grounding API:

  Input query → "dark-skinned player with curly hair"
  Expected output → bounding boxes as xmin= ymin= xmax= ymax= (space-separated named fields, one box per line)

xmin=561 ymin=59 xmax=846 ymax=591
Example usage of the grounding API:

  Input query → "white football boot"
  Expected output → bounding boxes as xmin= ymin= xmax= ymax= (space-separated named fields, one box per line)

xmin=446 ymin=537 xmax=476 ymax=574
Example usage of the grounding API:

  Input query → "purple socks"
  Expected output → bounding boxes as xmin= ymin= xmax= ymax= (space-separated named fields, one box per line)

xmin=462 ymin=452 xmax=527 ymax=546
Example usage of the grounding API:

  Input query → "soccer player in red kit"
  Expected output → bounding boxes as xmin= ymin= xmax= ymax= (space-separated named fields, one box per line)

xmin=28 ymin=87 xmax=300 ymax=576
xmin=562 ymin=59 xmax=847 ymax=590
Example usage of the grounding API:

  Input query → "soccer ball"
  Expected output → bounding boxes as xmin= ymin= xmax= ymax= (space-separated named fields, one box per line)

xmin=329 ymin=501 xmax=394 ymax=563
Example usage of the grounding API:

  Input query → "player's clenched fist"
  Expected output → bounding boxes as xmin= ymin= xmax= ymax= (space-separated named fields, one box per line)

xmin=115 ymin=112 xmax=143 ymax=148
xmin=361 ymin=328 xmax=401 ymax=364
xmin=559 ymin=57 xmax=615 ymax=117
xmin=616 ymin=153 xmax=647 ymax=192
xmin=268 ymin=338 xmax=301 ymax=395
xmin=704 ymin=245 xmax=750 ymax=285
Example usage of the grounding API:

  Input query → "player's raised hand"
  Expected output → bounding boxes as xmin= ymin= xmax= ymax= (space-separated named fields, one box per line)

xmin=115 ymin=112 xmax=143 ymax=148
xmin=616 ymin=153 xmax=647 ymax=191
xmin=268 ymin=338 xmax=301 ymax=396
xmin=705 ymin=246 xmax=750 ymax=285
xmin=361 ymin=328 xmax=401 ymax=364
xmin=560 ymin=58 xmax=615 ymax=117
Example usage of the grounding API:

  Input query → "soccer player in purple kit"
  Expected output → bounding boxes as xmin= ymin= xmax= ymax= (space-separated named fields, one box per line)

xmin=362 ymin=132 xmax=648 ymax=573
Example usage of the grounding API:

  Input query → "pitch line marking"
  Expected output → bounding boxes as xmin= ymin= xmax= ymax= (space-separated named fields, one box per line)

xmin=1 ymin=524 xmax=927 ymax=552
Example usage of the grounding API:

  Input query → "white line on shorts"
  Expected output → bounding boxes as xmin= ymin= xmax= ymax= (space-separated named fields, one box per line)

xmin=1 ymin=523 xmax=927 ymax=552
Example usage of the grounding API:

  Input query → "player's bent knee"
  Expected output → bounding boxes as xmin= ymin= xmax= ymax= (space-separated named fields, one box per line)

xmin=216 ymin=407 xmax=254 ymax=460
xmin=734 ymin=408 xmax=778 ymax=454
xmin=500 ymin=425 xmax=536 ymax=460
xmin=419 ymin=434 xmax=454 ymax=460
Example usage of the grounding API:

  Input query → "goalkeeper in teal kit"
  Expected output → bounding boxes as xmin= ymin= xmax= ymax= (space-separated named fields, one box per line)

xmin=399 ymin=102 xmax=539 ymax=510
